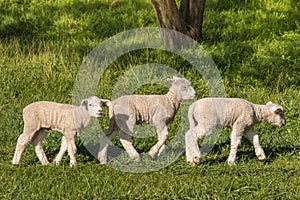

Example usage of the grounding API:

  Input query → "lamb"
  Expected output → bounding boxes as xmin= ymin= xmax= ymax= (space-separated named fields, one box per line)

xmin=98 ymin=76 xmax=196 ymax=164
xmin=185 ymin=98 xmax=285 ymax=166
xmin=12 ymin=96 xmax=111 ymax=167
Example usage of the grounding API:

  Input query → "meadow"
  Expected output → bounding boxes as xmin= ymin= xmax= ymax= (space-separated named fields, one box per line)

xmin=0 ymin=0 xmax=300 ymax=199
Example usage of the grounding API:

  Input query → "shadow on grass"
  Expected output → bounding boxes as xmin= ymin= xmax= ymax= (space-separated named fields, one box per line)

xmin=189 ymin=141 xmax=300 ymax=165
xmin=0 ymin=1 xmax=152 ymax=43
xmin=0 ymin=1 xmax=154 ymax=61
xmin=262 ymin=145 xmax=300 ymax=163
xmin=74 ymin=138 xmax=300 ymax=166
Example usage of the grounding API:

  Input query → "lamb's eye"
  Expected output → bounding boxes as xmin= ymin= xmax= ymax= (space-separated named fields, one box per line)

xmin=89 ymin=104 xmax=92 ymax=106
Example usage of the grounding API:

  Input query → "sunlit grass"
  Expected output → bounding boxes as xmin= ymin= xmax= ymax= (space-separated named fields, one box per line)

xmin=0 ymin=0 xmax=299 ymax=199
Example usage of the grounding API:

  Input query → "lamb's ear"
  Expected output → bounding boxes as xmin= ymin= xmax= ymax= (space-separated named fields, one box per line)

xmin=266 ymin=101 xmax=273 ymax=105
xmin=81 ymin=99 xmax=88 ymax=106
xmin=167 ymin=76 xmax=180 ymax=83
xmin=167 ymin=78 xmax=173 ymax=83
xmin=272 ymin=106 xmax=283 ymax=114
xmin=81 ymin=99 xmax=89 ymax=109
xmin=101 ymin=99 xmax=111 ymax=106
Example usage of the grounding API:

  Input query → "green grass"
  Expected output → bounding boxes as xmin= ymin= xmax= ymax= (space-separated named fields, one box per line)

xmin=1 ymin=0 xmax=300 ymax=199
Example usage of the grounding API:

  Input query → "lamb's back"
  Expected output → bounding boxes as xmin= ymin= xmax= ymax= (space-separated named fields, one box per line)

xmin=192 ymin=98 xmax=255 ymax=128
xmin=112 ymin=94 xmax=173 ymax=124
xmin=23 ymin=101 xmax=76 ymax=131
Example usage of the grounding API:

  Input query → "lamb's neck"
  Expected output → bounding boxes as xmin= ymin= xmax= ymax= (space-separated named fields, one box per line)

xmin=253 ymin=104 xmax=268 ymax=123
xmin=165 ymin=89 xmax=181 ymax=111
xmin=73 ymin=105 xmax=91 ymax=129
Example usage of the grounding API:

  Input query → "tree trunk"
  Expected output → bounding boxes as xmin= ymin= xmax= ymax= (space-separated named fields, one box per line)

xmin=152 ymin=0 xmax=206 ymax=49
xmin=180 ymin=0 xmax=206 ymax=41
xmin=151 ymin=0 xmax=189 ymax=50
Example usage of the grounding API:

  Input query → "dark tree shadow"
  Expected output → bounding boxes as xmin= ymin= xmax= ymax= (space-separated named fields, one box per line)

xmin=0 ymin=1 xmax=152 ymax=54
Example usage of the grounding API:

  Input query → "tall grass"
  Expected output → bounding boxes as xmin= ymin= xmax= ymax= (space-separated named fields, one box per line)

xmin=0 ymin=0 xmax=300 ymax=199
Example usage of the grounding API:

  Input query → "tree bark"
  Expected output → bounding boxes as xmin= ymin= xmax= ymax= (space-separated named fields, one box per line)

xmin=151 ymin=0 xmax=206 ymax=49
xmin=180 ymin=0 xmax=206 ymax=41
xmin=151 ymin=0 xmax=189 ymax=50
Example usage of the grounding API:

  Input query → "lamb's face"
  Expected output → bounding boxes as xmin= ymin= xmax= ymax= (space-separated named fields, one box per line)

xmin=82 ymin=96 xmax=111 ymax=118
xmin=266 ymin=102 xmax=286 ymax=127
xmin=168 ymin=76 xmax=196 ymax=100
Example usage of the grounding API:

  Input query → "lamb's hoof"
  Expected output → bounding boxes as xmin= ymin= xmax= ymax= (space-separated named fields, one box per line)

xmin=110 ymin=0 xmax=120 ymax=7
xmin=41 ymin=161 xmax=50 ymax=166
xmin=147 ymin=154 xmax=153 ymax=160
xmin=188 ymin=157 xmax=201 ymax=166
xmin=98 ymin=157 xmax=108 ymax=165
xmin=99 ymin=161 xmax=107 ymax=165
xmin=227 ymin=160 xmax=235 ymax=166
xmin=258 ymin=154 xmax=266 ymax=161
xmin=132 ymin=156 xmax=142 ymax=162
xmin=157 ymin=146 xmax=166 ymax=157
xmin=12 ymin=161 xmax=19 ymax=165
xmin=193 ymin=157 xmax=201 ymax=164
xmin=146 ymin=153 xmax=156 ymax=160
xmin=53 ymin=160 xmax=60 ymax=165
xmin=69 ymin=161 xmax=77 ymax=167
xmin=188 ymin=161 xmax=199 ymax=166
xmin=188 ymin=161 xmax=196 ymax=166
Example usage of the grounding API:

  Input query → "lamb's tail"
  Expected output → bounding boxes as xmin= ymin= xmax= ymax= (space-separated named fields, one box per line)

xmin=188 ymin=103 xmax=198 ymax=129
xmin=104 ymin=103 xmax=119 ymax=136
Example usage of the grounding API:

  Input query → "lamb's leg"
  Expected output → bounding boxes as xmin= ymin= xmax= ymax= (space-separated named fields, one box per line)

xmin=120 ymin=131 xmax=141 ymax=161
xmin=185 ymin=127 xmax=201 ymax=165
xmin=98 ymin=124 xmax=119 ymax=164
xmin=227 ymin=127 xmax=243 ymax=166
xmin=65 ymin=135 xmax=77 ymax=167
xmin=12 ymin=129 xmax=35 ymax=165
xmin=114 ymin=116 xmax=141 ymax=162
xmin=148 ymin=125 xmax=168 ymax=159
xmin=53 ymin=136 xmax=67 ymax=165
xmin=157 ymin=144 xmax=166 ymax=157
xmin=185 ymin=125 xmax=212 ymax=165
xmin=31 ymin=129 xmax=49 ymax=165
xmin=244 ymin=129 xmax=266 ymax=161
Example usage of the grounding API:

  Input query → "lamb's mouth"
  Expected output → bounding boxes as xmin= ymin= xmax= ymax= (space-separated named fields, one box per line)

xmin=190 ymin=95 xmax=196 ymax=99
xmin=96 ymin=113 xmax=103 ymax=117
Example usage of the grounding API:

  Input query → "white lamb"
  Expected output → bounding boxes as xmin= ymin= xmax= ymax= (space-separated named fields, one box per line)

xmin=185 ymin=98 xmax=286 ymax=166
xmin=12 ymin=96 xmax=111 ymax=167
xmin=98 ymin=76 xmax=196 ymax=164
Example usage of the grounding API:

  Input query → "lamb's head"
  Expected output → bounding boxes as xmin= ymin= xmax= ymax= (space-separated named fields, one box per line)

xmin=167 ymin=76 xmax=196 ymax=100
xmin=81 ymin=96 xmax=111 ymax=118
xmin=265 ymin=102 xmax=286 ymax=127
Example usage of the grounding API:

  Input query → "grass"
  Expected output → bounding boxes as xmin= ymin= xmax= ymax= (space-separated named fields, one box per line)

xmin=0 ymin=0 xmax=300 ymax=199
